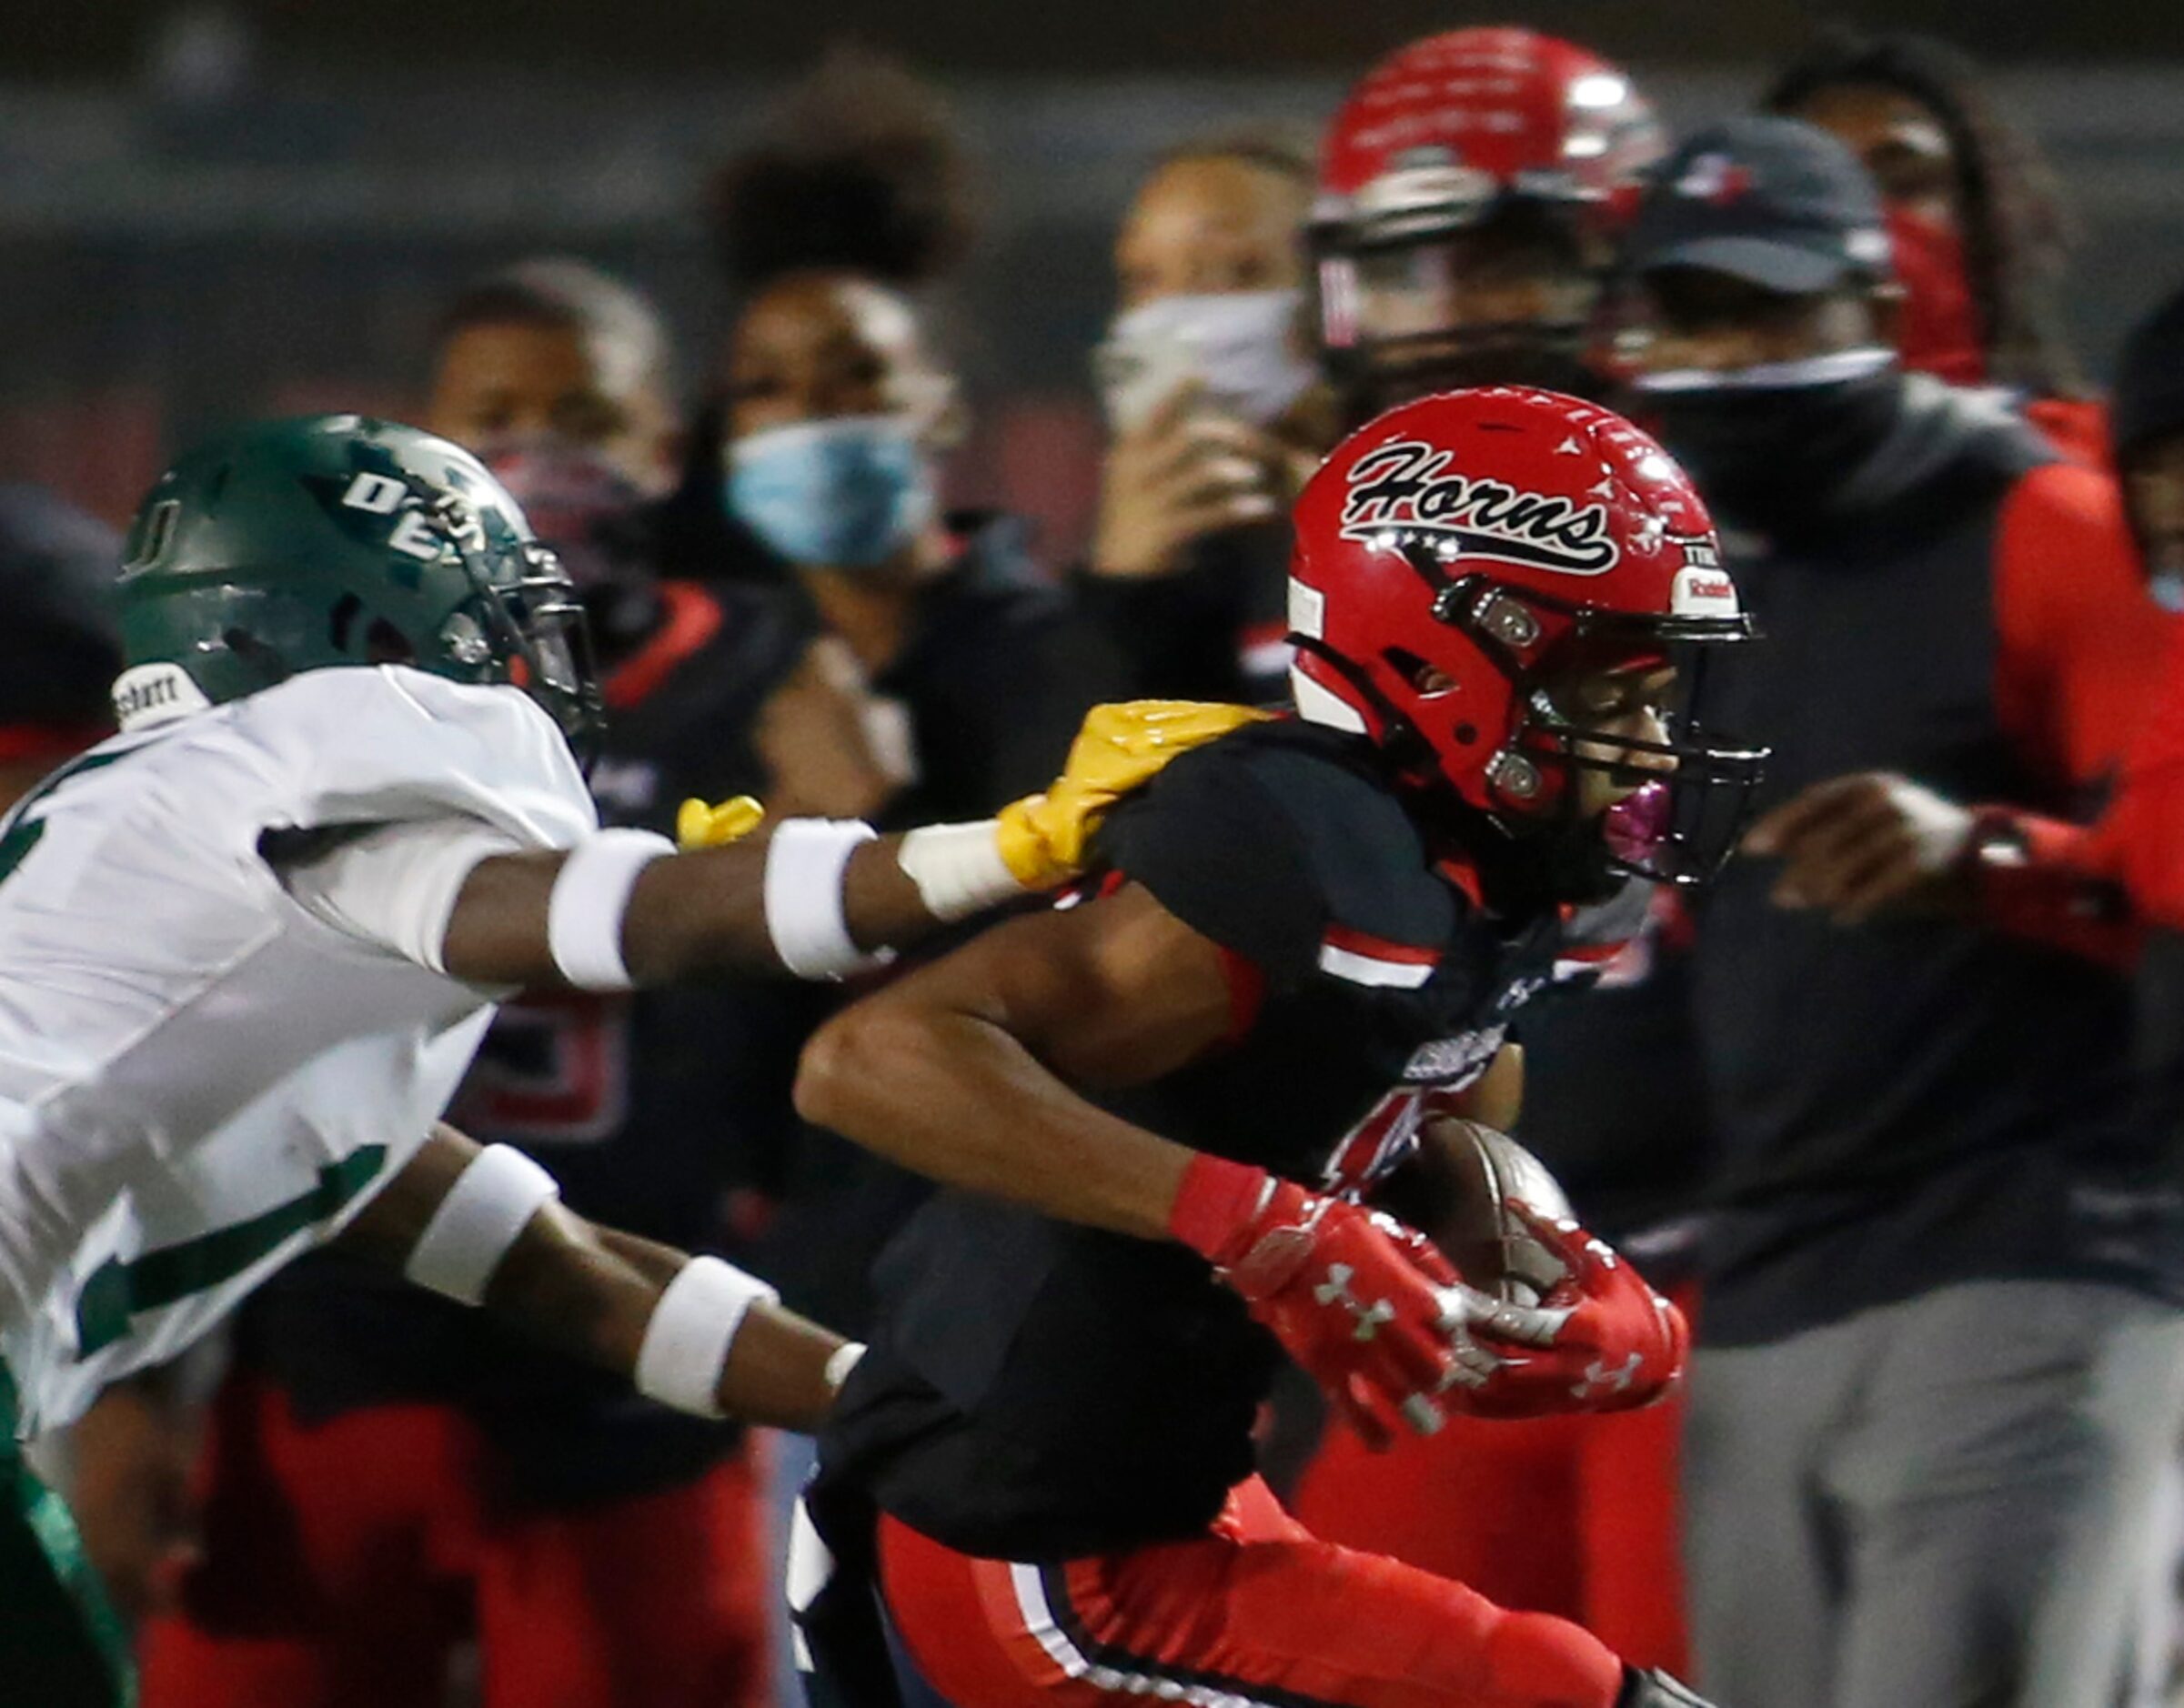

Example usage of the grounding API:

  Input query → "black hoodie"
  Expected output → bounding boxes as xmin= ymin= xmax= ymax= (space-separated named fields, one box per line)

xmin=1686 ymin=375 xmax=2181 ymax=1343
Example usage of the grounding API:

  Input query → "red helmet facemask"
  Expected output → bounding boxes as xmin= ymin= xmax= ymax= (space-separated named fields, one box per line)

xmin=1288 ymin=386 xmax=1767 ymax=889
xmin=1313 ymin=28 xmax=1666 ymax=422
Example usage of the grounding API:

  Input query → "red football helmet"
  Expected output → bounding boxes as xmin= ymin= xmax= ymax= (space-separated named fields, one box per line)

xmin=1287 ymin=387 xmax=1766 ymax=885
xmin=1313 ymin=28 xmax=1666 ymax=415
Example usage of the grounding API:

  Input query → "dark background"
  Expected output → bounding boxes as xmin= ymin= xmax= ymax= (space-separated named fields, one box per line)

xmin=9 ymin=1 xmax=2179 ymax=75
xmin=5 ymin=5 xmax=2182 ymax=559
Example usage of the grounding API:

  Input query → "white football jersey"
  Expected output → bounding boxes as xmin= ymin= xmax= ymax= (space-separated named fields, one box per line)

xmin=0 ymin=665 xmax=597 ymax=1435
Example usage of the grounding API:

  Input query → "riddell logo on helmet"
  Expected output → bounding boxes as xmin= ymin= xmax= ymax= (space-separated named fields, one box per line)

xmin=1339 ymin=438 xmax=1618 ymax=574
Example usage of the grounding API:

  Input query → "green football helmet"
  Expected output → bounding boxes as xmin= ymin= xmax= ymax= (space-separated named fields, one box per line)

xmin=115 ymin=414 xmax=603 ymax=756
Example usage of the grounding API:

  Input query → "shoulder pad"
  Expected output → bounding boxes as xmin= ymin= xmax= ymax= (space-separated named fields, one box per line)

xmin=223 ymin=667 xmax=597 ymax=850
xmin=1099 ymin=721 xmax=1458 ymax=990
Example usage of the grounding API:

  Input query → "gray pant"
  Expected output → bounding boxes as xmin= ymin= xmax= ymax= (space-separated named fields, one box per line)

xmin=1684 ymin=1281 xmax=2184 ymax=1708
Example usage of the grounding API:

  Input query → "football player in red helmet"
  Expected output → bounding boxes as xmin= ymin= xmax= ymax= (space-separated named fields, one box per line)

xmin=1293 ymin=35 xmax=1715 ymax=1672
xmin=1285 ymin=389 xmax=1764 ymax=894
xmin=793 ymin=387 xmax=1758 ymax=1708
xmin=1312 ymin=27 xmax=1665 ymax=422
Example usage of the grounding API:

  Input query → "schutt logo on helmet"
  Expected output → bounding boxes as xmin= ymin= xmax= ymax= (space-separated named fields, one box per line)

xmin=1338 ymin=437 xmax=1620 ymax=575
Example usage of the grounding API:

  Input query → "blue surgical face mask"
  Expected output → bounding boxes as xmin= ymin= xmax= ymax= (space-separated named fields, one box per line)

xmin=724 ymin=416 xmax=936 ymax=569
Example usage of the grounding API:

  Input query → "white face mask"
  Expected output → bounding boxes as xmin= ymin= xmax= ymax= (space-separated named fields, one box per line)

xmin=1096 ymin=288 xmax=1313 ymax=431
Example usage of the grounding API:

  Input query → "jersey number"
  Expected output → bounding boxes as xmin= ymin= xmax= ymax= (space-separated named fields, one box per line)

xmin=453 ymin=992 xmax=631 ymax=1145
xmin=1321 ymin=1090 xmax=1424 ymax=1196
xmin=0 ymin=746 xmax=138 ymax=885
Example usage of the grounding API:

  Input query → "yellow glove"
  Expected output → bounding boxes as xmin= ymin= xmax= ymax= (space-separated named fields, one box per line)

xmin=995 ymin=701 xmax=1270 ymax=887
xmin=677 ymin=795 xmax=767 ymax=850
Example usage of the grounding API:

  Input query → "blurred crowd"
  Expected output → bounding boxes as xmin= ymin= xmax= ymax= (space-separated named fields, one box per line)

xmin=12 ymin=21 xmax=2184 ymax=1708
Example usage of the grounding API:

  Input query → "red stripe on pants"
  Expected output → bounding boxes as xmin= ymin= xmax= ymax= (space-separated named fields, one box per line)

xmin=876 ymin=1477 xmax=1624 ymax=1708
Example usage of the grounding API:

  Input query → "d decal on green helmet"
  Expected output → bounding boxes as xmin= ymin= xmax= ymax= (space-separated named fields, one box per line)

xmin=114 ymin=414 xmax=604 ymax=759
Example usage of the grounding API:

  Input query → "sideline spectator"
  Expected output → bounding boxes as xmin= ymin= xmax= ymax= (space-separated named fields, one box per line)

xmin=654 ymin=50 xmax=981 ymax=589
xmin=1076 ymin=129 xmax=1317 ymax=703
xmin=1306 ymin=26 xmax=1665 ymax=423
xmin=1625 ymin=117 xmax=2182 ymax=1708
xmin=1765 ymin=27 xmax=2105 ymax=460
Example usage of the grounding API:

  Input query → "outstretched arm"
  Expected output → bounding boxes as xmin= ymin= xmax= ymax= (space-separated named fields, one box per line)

xmin=337 ymin=1125 xmax=847 ymax=1432
xmin=433 ymin=700 xmax=1264 ymax=990
xmin=438 ymin=828 xmax=930 ymax=987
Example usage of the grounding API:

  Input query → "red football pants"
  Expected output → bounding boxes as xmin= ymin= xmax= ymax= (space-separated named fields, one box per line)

xmin=877 ymin=1477 xmax=1625 ymax=1708
xmin=1291 ymin=1290 xmax=1695 ymax=1674
xmin=137 ymin=1370 xmax=770 ymax=1708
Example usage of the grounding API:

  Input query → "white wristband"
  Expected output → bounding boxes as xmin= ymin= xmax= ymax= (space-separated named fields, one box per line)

xmin=404 ymin=1143 xmax=562 ymax=1306
xmin=764 ymin=819 xmax=888 ymax=980
xmin=896 ymin=819 xmax=1024 ymax=921
xmin=548 ymin=829 xmax=674 ymax=990
xmin=634 ymin=1255 xmax=780 ymax=1419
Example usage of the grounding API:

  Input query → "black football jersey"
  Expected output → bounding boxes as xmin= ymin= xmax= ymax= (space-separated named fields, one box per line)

xmin=819 ymin=720 xmax=1595 ymax=1561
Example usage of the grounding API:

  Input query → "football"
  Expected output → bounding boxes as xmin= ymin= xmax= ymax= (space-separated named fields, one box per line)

xmin=1415 ymin=1111 xmax=1575 ymax=1308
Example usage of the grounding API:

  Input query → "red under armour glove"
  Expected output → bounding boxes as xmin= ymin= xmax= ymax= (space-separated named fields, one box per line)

xmin=1168 ymin=1152 xmax=1481 ymax=1446
xmin=1448 ymin=1203 xmax=1689 ymax=1419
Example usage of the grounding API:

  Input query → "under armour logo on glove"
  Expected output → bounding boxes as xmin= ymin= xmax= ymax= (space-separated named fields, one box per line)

xmin=1575 ymin=1351 xmax=1645 ymax=1400
xmin=1434 ymin=1201 xmax=1690 ymax=1421
xmin=1167 ymin=1154 xmax=1472 ymax=1447
xmin=1312 ymin=1262 xmax=1399 ymax=1342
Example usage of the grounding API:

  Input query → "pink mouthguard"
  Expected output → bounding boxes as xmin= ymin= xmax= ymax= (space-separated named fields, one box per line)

xmin=1602 ymin=781 xmax=1670 ymax=867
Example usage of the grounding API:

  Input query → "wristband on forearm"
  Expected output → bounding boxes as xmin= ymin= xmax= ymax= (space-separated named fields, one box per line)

xmin=405 ymin=1144 xmax=562 ymax=1305
xmin=825 ymin=1341 xmax=868 ymax=1392
xmin=548 ymin=829 xmax=676 ymax=990
xmin=633 ymin=1255 xmax=780 ymax=1419
xmin=763 ymin=819 xmax=893 ymax=980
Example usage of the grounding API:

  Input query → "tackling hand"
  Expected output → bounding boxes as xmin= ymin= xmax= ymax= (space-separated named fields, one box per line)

xmin=996 ymin=701 xmax=1269 ymax=888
